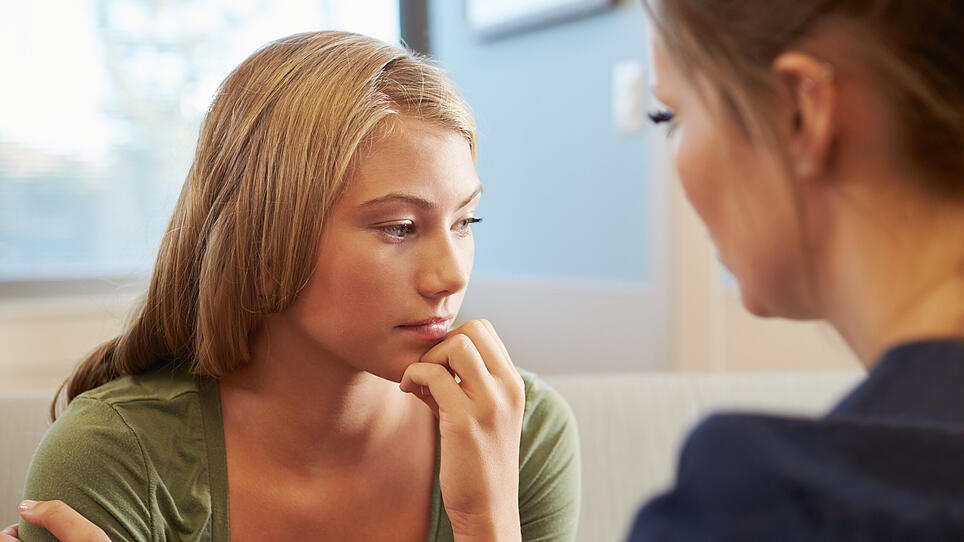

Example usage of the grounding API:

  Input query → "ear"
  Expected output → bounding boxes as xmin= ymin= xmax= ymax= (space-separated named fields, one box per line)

xmin=772 ymin=52 xmax=837 ymax=180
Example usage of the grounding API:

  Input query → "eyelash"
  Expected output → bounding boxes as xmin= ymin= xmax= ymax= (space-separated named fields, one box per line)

xmin=457 ymin=217 xmax=483 ymax=233
xmin=648 ymin=109 xmax=677 ymax=137
xmin=380 ymin=223 xmax=415 ymax=239
xmin=379 ymin=217 xmax=483 ymax=240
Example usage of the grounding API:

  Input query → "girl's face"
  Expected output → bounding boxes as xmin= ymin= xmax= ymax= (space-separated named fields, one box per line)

xmin=649 ymin=32 xmax=813 ymax=318
xmin=280 ymin=117 xmax=480 ymax=382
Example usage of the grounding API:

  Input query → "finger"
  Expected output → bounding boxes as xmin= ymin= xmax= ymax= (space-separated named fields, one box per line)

xmin=420 ymin=333 xmax=495 ymax=395
xmin=400 ymin=362 xmax=468 ymax=412
xmin=478 ymin=319 xmax=511 ymax=364
xmin=445 ymin=320 xmax=506 ymax=376
xmin=19 ymin=500 xmax=110 ymax=542
xmin=468 ymin=319 xmax=518 ymax=381
xmin=1 ymin=523 xmax=18 ymax=541
xmin=410 ymin=385 xmax=440 ymax=419
xmin=475 ymin=320 xmax=524 ymax=405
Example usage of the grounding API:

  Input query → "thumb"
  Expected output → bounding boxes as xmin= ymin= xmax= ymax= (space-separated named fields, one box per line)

xmin=19 ymin=500 xmax=110 ymax=542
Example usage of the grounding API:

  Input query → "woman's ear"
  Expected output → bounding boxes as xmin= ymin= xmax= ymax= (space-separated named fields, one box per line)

xmin=772 ymin=52 xmax=837 ymax=180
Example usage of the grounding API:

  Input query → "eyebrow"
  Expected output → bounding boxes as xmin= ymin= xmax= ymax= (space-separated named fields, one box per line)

xmin=359 ymin=185 xmax=483 ymax=211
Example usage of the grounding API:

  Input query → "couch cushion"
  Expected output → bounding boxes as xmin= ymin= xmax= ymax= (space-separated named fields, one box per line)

xmin=0 ymin=390 xmax=54 ymax=527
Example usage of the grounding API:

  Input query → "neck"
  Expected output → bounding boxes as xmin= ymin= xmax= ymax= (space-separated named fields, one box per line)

xmin=219 ymin=316 xmax=420 ymax=471
xmin=819 ymin=184 xmax=964 ymax=367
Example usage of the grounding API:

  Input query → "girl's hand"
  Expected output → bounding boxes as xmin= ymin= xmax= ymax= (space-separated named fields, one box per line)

xmin=0 ymin=523 xmax=17 ymax=542
xmin=3 ymin=500 xmax=109 ymax=542
xmin=400 ymin=319 xmax=525 ymax=542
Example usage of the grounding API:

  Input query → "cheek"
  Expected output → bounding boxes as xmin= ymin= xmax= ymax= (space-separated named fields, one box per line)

xmin=673 ymin=123 xmax=728 ymax=238
xmin=291 ymin=233 xmax=402 ymax=340
xmin=465 ymin=238 xmax=476 ymax=277
xmin=321 ymin=249 xmax=402 ymax=323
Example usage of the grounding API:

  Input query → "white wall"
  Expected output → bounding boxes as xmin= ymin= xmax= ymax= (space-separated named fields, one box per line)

xmin=0 ymin=295 xmax=134 ymax=391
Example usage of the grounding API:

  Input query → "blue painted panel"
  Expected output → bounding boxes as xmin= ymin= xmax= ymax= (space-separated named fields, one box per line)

xmin=429 ymin=1 xmax=658 ymax=282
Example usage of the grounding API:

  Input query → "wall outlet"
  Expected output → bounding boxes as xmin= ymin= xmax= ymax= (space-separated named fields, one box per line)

xmin=612 ymin=59 xmax=647 ymax=134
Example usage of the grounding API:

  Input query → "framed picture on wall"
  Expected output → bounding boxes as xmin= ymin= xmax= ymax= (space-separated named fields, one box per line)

xmin=467 ymin=0 xmax=614 ymax=38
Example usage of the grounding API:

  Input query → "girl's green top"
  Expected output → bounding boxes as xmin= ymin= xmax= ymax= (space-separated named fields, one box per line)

xmin=20 ymin=366 xmax=580 ymax=541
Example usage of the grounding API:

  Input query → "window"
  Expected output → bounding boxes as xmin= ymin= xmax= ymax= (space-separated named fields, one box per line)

xmin=0 ymin=0 xmax=399 ymax=283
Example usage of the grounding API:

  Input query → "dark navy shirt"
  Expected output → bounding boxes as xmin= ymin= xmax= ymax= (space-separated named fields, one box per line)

xmin=628 ymin=340 xmax=964 ymax=541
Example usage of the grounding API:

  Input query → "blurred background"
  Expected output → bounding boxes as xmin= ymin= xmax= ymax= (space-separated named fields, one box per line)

xmin=0 ymin=0 xmax=859 ymax=391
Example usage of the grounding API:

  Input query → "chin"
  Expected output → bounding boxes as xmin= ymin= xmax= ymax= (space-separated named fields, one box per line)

xmin=739 ymin=286 xmax=817 ymax=320
xmin=363 ymin=363 xmax=406 ymax=384
xmin=372 ymin=348 xmax=436 ymax=384
xmin=740 ymin=290 xmax=776 ymax=318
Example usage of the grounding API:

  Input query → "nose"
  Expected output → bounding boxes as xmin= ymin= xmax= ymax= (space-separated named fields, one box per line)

xmin=417 ymin=232 xmax=471 ymax=300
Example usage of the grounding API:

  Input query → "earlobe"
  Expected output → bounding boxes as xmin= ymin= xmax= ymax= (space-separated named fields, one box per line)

xmin=772 ymin=52 xmax=837 ymax=181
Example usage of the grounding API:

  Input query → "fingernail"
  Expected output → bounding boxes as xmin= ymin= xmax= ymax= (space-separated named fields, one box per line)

xmin=19 ymin=500 xmax=37 ymax=511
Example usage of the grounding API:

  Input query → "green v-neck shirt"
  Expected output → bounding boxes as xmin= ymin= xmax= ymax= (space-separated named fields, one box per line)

xmin=20 ymin=366 xmax=580 ymax=541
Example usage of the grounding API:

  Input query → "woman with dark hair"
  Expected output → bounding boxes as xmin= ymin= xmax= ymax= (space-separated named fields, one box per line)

xmin=632 ymin=0 xmax=964 ymax=539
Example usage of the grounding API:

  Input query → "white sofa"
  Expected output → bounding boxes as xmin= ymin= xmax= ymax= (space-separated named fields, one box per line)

xmin=0 ymin=371 xmax=862 ymax=541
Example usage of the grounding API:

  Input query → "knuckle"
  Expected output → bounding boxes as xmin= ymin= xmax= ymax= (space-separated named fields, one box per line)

xmin=508 ymin=378 xmax=526 ymax=407
xmin=420 ymin=343 xmax=444 ymax=363
xmin=46 ymin=500 xmax=68 ymax=516
xmin=451 ymin=333 xmax=475 ymax=352
xmin=426 ymin=363 xmax=450 ymax=379
xmin=506 ymin=393 xmax=525 ymax=412
xmin=465 ymin=319 xmax=486 ymax=334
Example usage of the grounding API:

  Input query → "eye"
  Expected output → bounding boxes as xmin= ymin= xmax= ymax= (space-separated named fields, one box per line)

xmin=379 ymin=222 xmax=415 ymax=239
xmin=454 ymin=217 xmax=482 ymax=235
xmin=647 ymin=109 xmax=674 ymax=124
xmin=648 ymin=109 xmax=677 ymax=137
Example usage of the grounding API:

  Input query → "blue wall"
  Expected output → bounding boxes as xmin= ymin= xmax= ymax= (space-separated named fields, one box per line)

xmin=428 ymin=1 xmax=656 ymax=282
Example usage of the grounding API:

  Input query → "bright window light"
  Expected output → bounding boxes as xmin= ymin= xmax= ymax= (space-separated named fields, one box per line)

xmin=0 ymin=0 xmax=400 ymax=281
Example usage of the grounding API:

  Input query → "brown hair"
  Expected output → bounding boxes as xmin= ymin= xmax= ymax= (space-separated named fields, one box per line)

xmin=55 ymin=31 xmax=476 ymax=418
xmin=644 ymin=0 xmax=964 ymax=197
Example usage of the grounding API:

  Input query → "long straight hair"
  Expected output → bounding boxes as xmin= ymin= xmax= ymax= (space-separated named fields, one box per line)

xmin=55 ymin=31 xmax=477 ymax=418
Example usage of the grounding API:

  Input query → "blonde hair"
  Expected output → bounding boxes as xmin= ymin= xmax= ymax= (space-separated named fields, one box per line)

xmin=56 ymin=31 xmax=476 ymax=417
xmin=644 ymin=0 xmax=964 ymax=197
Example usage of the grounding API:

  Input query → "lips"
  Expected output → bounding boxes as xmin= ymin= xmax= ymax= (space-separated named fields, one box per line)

xmin=397 ymin=316 xmax=453 ymax=341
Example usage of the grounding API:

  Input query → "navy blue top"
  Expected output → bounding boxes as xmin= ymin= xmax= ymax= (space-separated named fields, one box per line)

xmin=628 ymin=340 xmax=964 ymax=541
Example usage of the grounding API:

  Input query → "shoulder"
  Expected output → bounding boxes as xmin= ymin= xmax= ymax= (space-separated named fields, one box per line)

xmin=518 ymin=368 xmax=576 ymax=436
xmin=73 ymin=366 xmax=209 ymax=451
xmin=22 ymin=393 xmax=155 ymax=541
xmin=78 ymin=364 xmax=203 ymax=407
xmin=30 ymin=393 xmax=148 ymax=473
xmin=36 ymin=366 xmax=205 ymax=465
xmin=629 ymin=413 xmax=830 ymax=541
xmin=21 ymin=367 xmax=214 ymax=541
xmin=517 ymin=369 xmax=579 ymax=464
xmin=29 ymin=370 xmax=192 ymax=480
xmin=630 ymin=412 xmax=964 ymax=541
